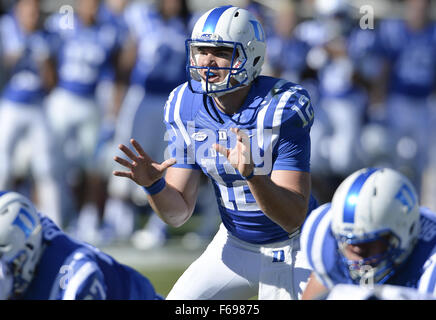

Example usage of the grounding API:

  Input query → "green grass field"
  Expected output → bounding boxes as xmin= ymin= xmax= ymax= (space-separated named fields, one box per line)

xmin=137 ymin=266 xmax=187 ymax=297
xmin=101 ymin=213 xmax=211 ymax=298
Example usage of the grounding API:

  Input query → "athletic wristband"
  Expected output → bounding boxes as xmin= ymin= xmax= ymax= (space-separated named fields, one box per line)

xmin=243 ymin=170 xmax=255 ymax=181
xmin=142 ymin=178 xmax=166 ymax=195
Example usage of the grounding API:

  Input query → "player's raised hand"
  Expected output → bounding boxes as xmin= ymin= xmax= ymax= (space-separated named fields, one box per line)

xmin=113 ymin=138 xmax=176 ymax=187
xmin=213 ymin=128 xmax=254 ymax=178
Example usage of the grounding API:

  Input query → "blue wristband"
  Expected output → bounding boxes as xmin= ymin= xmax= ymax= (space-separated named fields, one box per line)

xmin=243 ymin=170 xmax=255 ymax=181
xmin=143 ymin=178 xmax=166 ymax=195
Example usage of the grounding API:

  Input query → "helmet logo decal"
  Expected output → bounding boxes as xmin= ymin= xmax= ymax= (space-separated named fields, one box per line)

xmin=200 ymin=33 xmax=212 ymax=40
xmin=395 ymin=184 xmax=416 ymax=214
xmin=12 ymin=208 xmax=36 ymax=238
xmin=343 ymin=168 xmax=379 ymax=223
xmin=202 ymin=5 xmax=232 ymax=34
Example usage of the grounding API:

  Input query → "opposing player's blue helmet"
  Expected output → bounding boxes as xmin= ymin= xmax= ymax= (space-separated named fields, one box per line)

xmin=0 ymin=191 xmax=43 ymax=296
xmin=186 ymin=6 xmax=266 ymax=97
xmin=330 ymin=168 xmax=420 ymax=284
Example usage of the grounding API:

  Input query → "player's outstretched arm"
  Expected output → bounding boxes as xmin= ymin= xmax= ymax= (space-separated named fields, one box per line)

xmin=113 ymin=139 xmax=201 ymax=227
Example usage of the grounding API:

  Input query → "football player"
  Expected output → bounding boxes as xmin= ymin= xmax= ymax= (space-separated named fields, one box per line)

xmin=0 ymin=191 xmax=161 ymax=300
xmin=44 ymin=0 xmax=120 ymax=240
xmin=373 ymin=0 xmax=436 ymax=194
xmin=114 ymin=6 xmax=318 ymax=299
xmin=266 ymin=1 xmax=310 ymax=84
xmin=0 ymin=0 xmax=61 ymax=225
xmin=103 ymin=0 xmax=194 ymax=244
xmin=301 ymin=167 xmax=436 ymax=299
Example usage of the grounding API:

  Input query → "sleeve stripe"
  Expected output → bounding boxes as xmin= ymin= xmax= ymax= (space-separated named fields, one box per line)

xmin=172 ymin=83 xmax=191 ymax=146
xmin=312 ymin=209 xmax=335 ymax=288
xmin=418 ymin=255 xmax=436 ymax=295
xmin=271 ymin=89 xmax=294 ymax=151
xmin=300 ymin=204 xmax=331 ymax=276
xmin=62 ymin=262 xmax=98 ymax=300
xmin=301 ymin=204 xmax=330 ymax=266
xmin=164 ymin=87 xmax=177 ymax=123
xmin=256 ymin=79 xmax=287 ymax=150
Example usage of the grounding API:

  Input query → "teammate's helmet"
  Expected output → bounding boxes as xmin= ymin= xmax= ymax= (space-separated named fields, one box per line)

xmin=186 ymin=5 xmax=266 ymax=97
xmin=330 ymin=168 xmax=420 ymax=284
xmin=0 ymin=191 xmax=43 ymax=296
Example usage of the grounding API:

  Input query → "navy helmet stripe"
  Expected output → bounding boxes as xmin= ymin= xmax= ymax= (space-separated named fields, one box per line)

xmin=202 ymin=6 xmax=232 ymax=34
xmin=343 ymin=168 xmax=379 ymax=223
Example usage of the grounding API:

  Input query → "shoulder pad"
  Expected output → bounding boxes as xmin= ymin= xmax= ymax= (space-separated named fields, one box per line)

xmin=300 ymin=203 xmax=340 ymax=288
xmin=264 ymin=83 xmax=314 ymax=130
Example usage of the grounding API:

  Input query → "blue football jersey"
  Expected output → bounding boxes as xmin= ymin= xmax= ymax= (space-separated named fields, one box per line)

xmin=375 ymin=19 xmax=436 ymax=98
xmin=45 ymin=14 xmax=118 ymax=97
xmin=97 ymin=3 xmax=130 ymax=82
xmin=347 ymin=27 xmax=382 ymax=81
xmin=124 ymin=2 xmax=188 ymax=93
xmin=0 ymin=13 xmax=51 ymax=104
xmin=164 ymin=76 xmax=318 ymax=244
xmin=266 ymin=34 xmax=310 ymax=83
xmin=301 ymin=204 xmax=436 ymax=295
xmin=20 ymin=215 xmax=160 ymax=300
xmin=98 ymin=2 xmax=129 ymax=48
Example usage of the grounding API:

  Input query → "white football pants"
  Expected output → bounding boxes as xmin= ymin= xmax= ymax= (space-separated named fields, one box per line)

xmin=167 ymin=223 xmax=311 ymax=300
xmin=45 ymin=87 xmax=101 ymax=171
xmin=0 ymin=99 xmax=62 ymax=225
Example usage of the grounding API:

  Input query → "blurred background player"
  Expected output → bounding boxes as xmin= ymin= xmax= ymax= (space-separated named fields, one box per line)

xmin=0 ymin=0 xmax=61 ymax=225
xmin=114 ymin=5 xmax=318 ymax=299
xmin=103 ymin=0 xmax=220 ymax=249
xmin=103 ymin=0 xmax=190 ymax=245
xmin=291 ymin=0 xmax=369 ymax=203
xmin=93 ymin=0 xmax=131 ymax=183
xmin=0 ymin=191 xmax=162 ymax=300
xmin=44 ymin=0 xmax=120 ymax=240
xmin=265 ymin=1 xmax=310 ymax=84
xmin=371 ymin=0 xmax=436 ymax=203
xmin=301 ymin=167 xmax=436 ymax=299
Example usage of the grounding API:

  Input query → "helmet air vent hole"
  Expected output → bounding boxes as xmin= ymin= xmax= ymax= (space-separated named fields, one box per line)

xmin=409 ymin=223 xmax=415 ymax=235
xmin=234 ymin=12 xmax=239 ymax=17
xmin=373 ymin=188 xmax=377 ymax=196
xmin=253 ymin=56 xmax=260 ymax=66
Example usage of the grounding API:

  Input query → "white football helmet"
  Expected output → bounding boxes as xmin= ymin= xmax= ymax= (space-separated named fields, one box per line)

xmin=186 ymin=5 xmax=266 ymax=97
xmin=331 ymin=168 xmax=420 ymax=284
xmin=0 ymin=191 xmax=43 ymax=296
